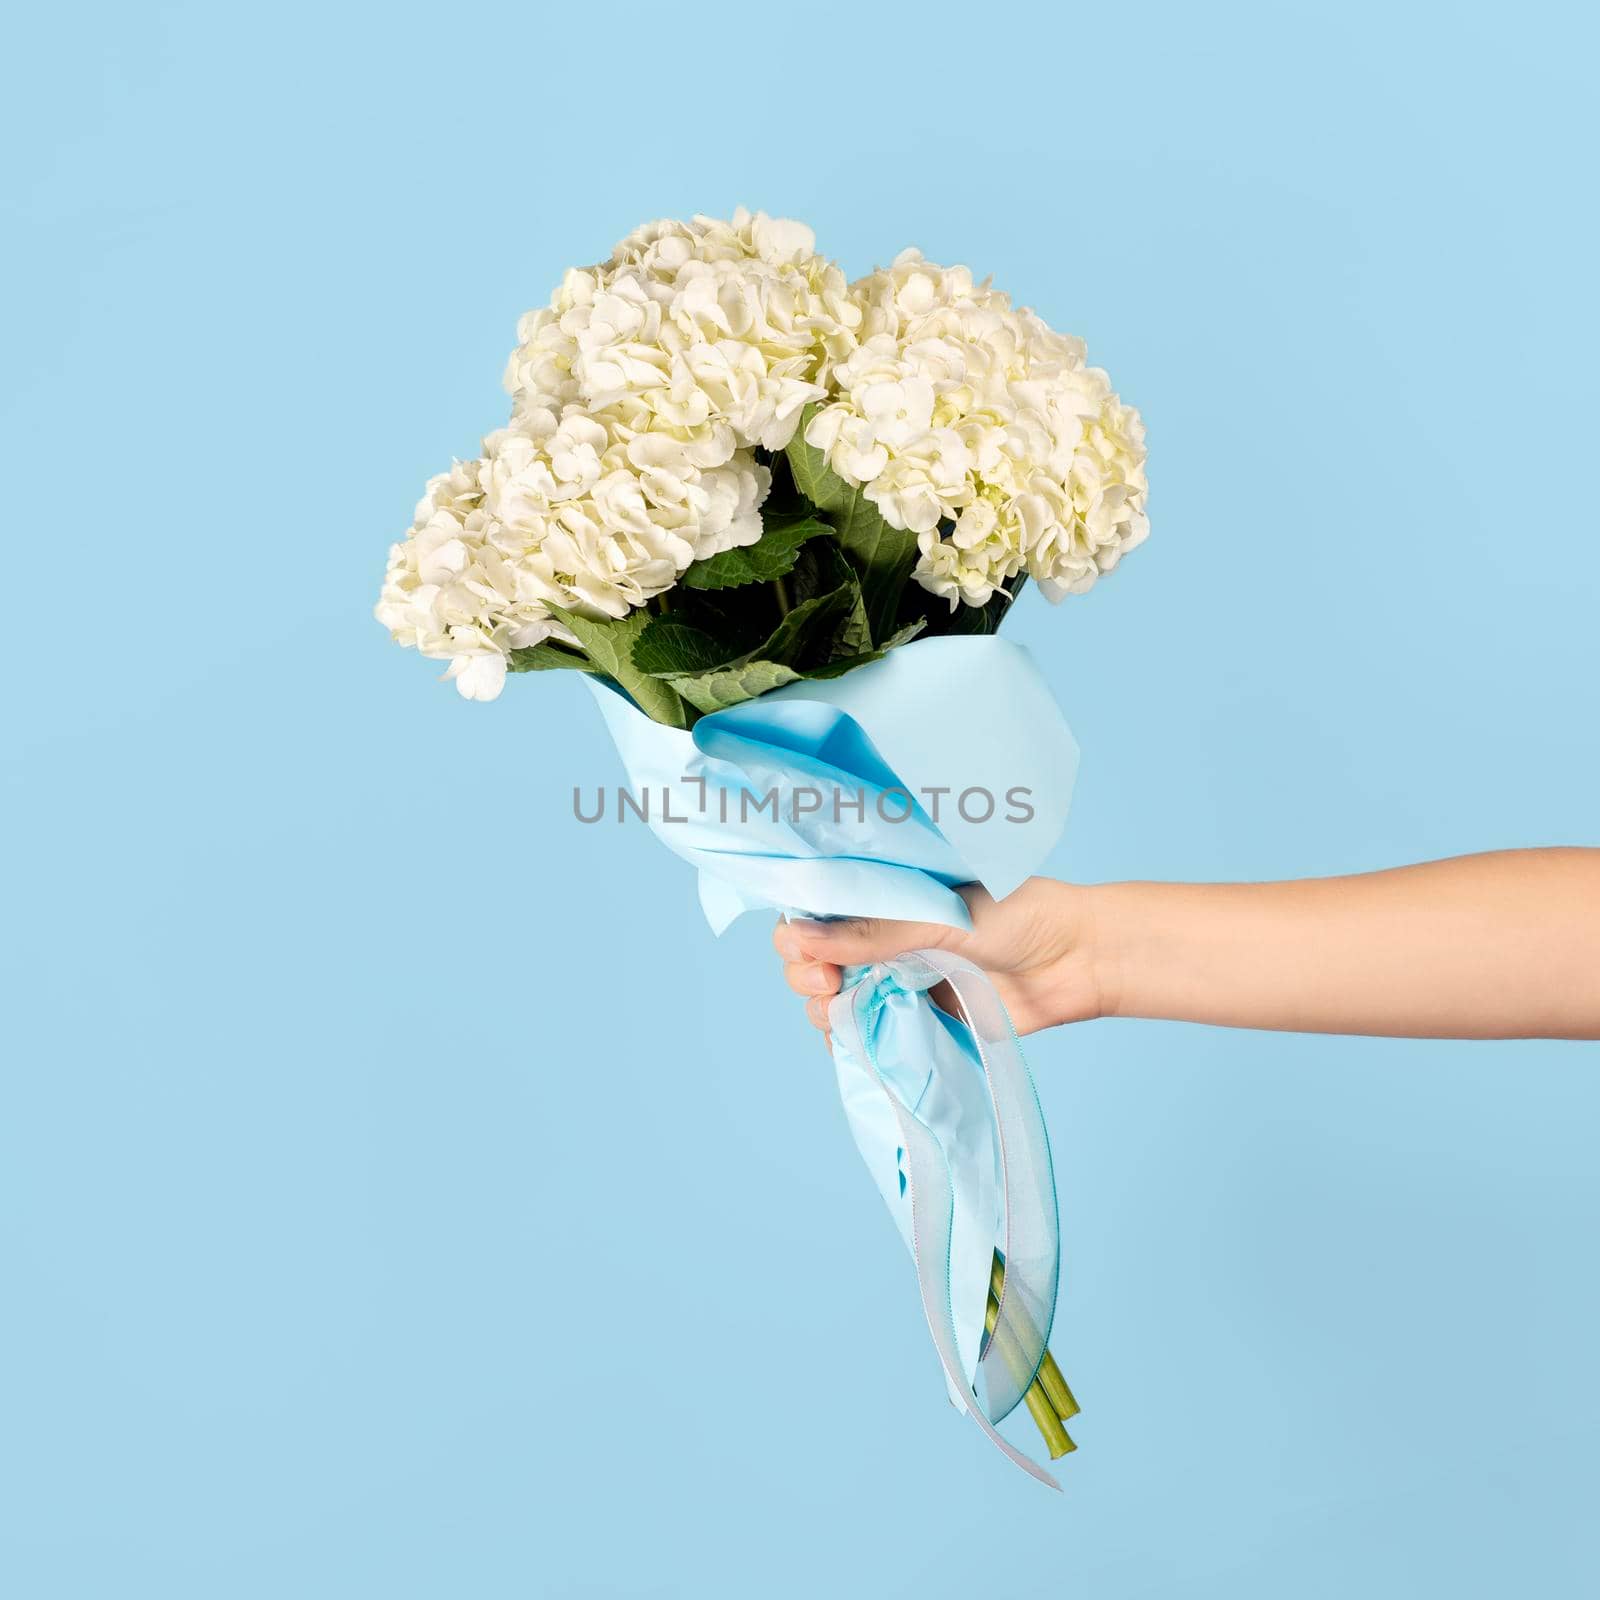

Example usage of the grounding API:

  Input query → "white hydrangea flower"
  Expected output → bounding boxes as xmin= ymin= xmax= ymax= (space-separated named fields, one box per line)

xmin=805 ymin=249 xmax=1148 ymax=608
xmin=374 ymin=397 xmax=772 ymax=699
xmin=503 ymin=208 xmax=860 ymax=457
xmin=382 ymin=212 xmax=854 ymax=698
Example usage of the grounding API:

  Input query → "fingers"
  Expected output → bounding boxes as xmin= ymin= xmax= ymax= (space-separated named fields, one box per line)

xmin=781 ymin=957 xmax=840 ymax=999
xmin=783 ymin=957 xmax=838 ymax=1035
xmin=773 ymin=913 xmax=957 ymax=968
xmin=773 ymin=913 xmax=962 ymax=1039
xmin=773 ymin=923 xmax=840 ymax=1034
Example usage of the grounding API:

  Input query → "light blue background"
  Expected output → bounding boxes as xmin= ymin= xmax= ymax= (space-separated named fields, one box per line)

xmin=4 ymin=3 xmax=1597 ymax=1594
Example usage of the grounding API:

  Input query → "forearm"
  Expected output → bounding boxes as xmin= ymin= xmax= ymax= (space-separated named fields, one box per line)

xmin=1084 ymin=849 xmax=1600 ymax=1039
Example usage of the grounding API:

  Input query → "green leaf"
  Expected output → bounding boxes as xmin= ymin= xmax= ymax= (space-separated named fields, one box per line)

xmin=631 ymin=619 xmax=740 ymax=676
xmin=506 ymin=641 xmax=602 ymax=674
xmin=830 ymin=490 xmax=918 ymax=644
xmin=806 ymin=650 xmax=885 ymax=679
xmin=667 ymin=659 xmax=804 ymax=715
xmin=762 ymin=585 xmax=857 ymax=667
xmin=645 ymin=535 xmax=888 ymax=713
xmin=679 ymin=509 xmax=832 ymax=591
xmin=789 ymin=541 xmax=872 ymax=659
xmin=879 ymin=617 xmax=928 ymax=651
xmin=785 ymin=403 xmax=917 ymax=642
xmin=545 ymin=607 xmax=690 ymax=728
xmin=835 ymin=586 xmax=874 ymax=659
xmin=785 ymin=404 xmax=855 ymax=513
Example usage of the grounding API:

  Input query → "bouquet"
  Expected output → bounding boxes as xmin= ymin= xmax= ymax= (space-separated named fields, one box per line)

xmin=376 ymin=212 xmax=1148 ymax=1484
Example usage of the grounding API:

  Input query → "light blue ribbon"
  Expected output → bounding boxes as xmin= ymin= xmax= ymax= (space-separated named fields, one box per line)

xmin=830 ymin=950 xmax=1063 ymax=1488
xmin=586 ymin=637 xmax=1079 ymax=1485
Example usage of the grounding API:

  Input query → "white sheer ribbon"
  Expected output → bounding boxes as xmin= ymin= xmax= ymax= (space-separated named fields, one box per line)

xmin=830 ymin=949 xmax=1063 ymax=1488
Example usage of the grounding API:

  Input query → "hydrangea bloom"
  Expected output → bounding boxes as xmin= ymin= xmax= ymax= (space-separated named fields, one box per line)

xmin=374 ymin=408 xmax=770 ymax=701
xmin=805 ymin=249 xmax=1148 ymax=607
xmin=503 ymin=208 xmax=860 ymax=457
xmin=379 ymin=211 xmax=853 ymax=699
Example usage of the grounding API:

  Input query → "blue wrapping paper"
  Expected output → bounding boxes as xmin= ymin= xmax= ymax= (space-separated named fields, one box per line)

xmin=586 ymin=635 xmax=1079 ymax=1484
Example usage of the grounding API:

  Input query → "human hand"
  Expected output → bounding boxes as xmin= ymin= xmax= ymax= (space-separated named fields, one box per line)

xmin=772 ymin=877 xmax=1108 ymax=1038
xmin=779 ymin=850 xmax=1600 ymax=1044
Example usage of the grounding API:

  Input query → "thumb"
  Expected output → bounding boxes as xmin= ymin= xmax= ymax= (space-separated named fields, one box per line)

xmin=787 ymin=914 xmax=963 ymax=967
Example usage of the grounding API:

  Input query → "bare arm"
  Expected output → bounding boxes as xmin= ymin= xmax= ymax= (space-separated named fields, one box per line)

xmin=773 ymin=850 xmax=1600 ymax=1041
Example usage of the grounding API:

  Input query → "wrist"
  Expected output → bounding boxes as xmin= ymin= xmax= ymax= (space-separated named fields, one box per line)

xmin=1074 ymin=882 xmax=1139 ymax=1023
xmin=1082 ymin=879 xmax=1230 ymax=1026
xmin=1022 ymin=878 xmax=1132 ymax=1028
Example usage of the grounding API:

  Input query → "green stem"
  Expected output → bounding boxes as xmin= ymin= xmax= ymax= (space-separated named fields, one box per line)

xmin=989 ymin=1252 xmax=1079 ymax=1427
xmin=1038 ymin=1349 xmax=1080 ymax=1423
xmin=772 ymin=575 xmax=791 ymax=617
xmin=979 ymin=1254 xmax=1081 ymax=1420
xmin=985 ymin=1286 xmax=1075 ymax=1458
xmin=1024 ymin=1382 xmax=1076 ymax=1459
